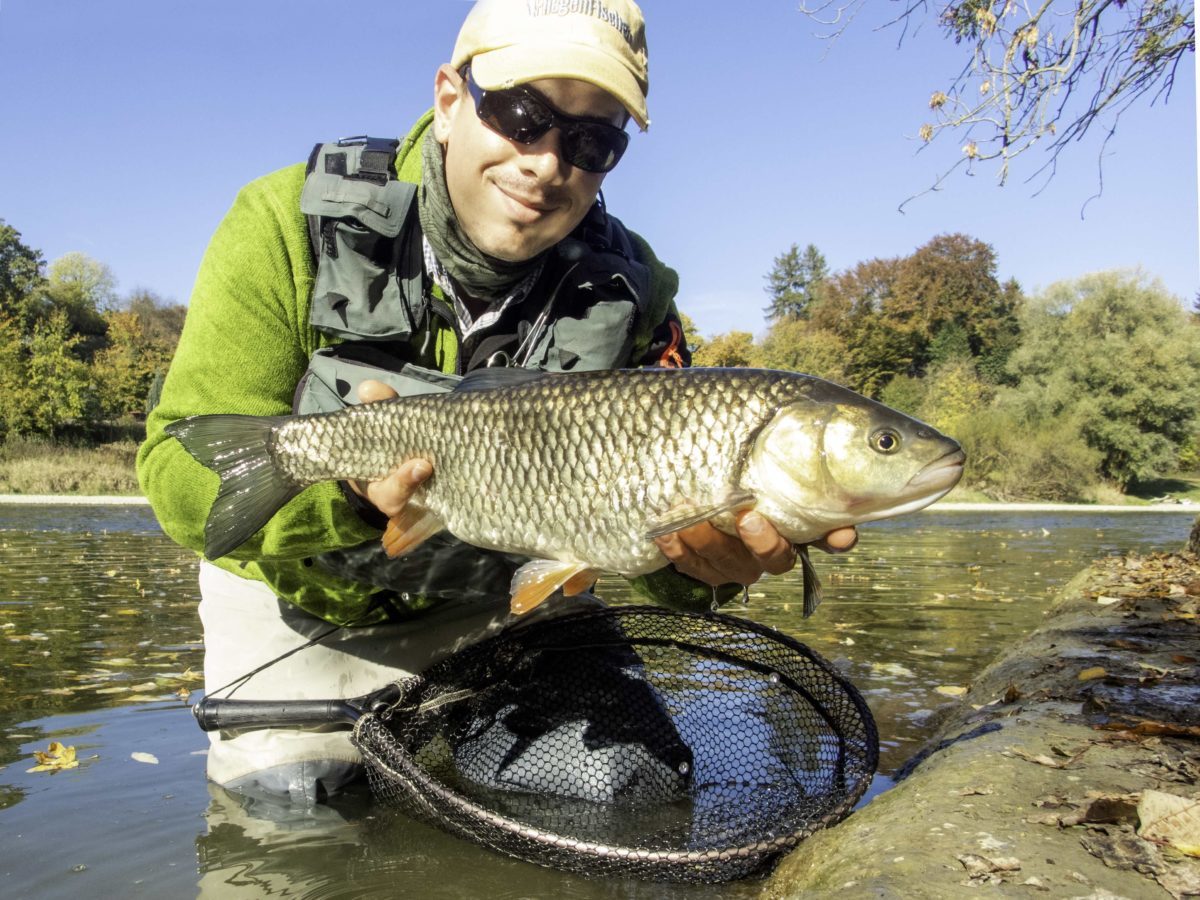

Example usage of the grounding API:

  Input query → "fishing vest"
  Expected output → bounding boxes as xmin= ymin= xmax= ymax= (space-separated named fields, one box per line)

xmin=294 ymin=135 xmax=666 ymax=416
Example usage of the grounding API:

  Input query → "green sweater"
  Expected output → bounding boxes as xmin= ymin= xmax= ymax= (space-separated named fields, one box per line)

xmin=138 ymin=112 xmax=699 ymax=624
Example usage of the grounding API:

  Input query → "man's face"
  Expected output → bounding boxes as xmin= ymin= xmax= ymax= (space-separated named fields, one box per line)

xmin=432 ymin=65 xmax=627 ymax=264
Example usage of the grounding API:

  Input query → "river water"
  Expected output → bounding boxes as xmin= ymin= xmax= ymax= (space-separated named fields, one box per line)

xmin=0 ymin=504 xmax=1193 ymax=898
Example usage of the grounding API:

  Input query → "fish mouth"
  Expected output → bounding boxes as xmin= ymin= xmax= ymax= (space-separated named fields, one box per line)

xmin=906 ymin=447 xmax=966 ymax=493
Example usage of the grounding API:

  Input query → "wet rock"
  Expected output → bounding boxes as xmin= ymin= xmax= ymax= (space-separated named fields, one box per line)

xmin=764 ymin=547 xmax=1200 ymax=899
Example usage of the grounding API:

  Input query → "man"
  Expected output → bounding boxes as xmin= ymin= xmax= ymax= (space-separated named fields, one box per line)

xmin=139 ymin=0 xmax=855 ymax=805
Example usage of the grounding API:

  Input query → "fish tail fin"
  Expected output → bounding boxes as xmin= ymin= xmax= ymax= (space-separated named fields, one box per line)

xmin=165 ymin=414 xmax=302 ymax=560
xmin=798 ymin=544 xmax=824 ymax=618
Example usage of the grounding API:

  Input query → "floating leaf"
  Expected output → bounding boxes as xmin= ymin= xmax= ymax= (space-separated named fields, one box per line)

xmin=1138 ymin=790 xmax=1200 ymax=857
xmin=130 ymin=752 xmax=159 ymax=765
xmin=27 ymin=741 xmax=79 ymax=773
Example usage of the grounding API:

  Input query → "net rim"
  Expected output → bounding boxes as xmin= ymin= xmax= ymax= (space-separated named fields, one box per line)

xmin=351 ymin=605 xmax=879 ymax=881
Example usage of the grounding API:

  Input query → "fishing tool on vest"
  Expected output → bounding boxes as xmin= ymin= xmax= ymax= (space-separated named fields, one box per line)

xmin=193 ymin=605 xmax=878 ymax=883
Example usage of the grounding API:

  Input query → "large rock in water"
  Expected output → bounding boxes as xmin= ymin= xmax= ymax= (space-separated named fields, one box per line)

xmin=764 ymin=533 xmax=1200 ymax=899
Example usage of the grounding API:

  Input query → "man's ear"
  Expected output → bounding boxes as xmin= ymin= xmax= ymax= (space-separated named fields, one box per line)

xmin=432 ymin=64 xmax=464 ymax=144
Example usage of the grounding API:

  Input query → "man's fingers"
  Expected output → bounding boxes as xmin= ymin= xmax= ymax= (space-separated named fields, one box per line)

xmin=735 ymin=512 xmax=797 ymax=576
xmin=358 ymin=379 xmax=399 ymax=404
xmin=654 ymin=524 xmax=763 ymax=587
xmin=366 ymin=458 xmax=433 ymax=519
xmin=813 ymin=526 xmax=858 ymax=554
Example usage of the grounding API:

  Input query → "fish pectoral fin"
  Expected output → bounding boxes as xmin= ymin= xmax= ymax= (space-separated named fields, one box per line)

xmin=798 ymin=544 xmax=824 ymax=617
xmin=381 ymin=507 xmax=445 ymax=558
xmin=509 ymin=560 xmax=597 ymax=616
xmin=643 ymin=492 xmax=758 ymax=540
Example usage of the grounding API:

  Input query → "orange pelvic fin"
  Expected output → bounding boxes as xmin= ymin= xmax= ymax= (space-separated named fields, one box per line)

xmin=381 ymin=507 xmax=445 ymax=558
xmin=509 ymin=560 xmax=597 ymax=615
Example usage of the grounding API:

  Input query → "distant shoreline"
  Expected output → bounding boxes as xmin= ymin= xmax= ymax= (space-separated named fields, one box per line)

xmin=0 ymin=495 xmax=1195 ymax=514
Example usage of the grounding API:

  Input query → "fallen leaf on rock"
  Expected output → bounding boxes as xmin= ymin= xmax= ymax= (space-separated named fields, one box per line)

xmin=936 ymin=685 xmax=967 ymax=697
xmin=1138 ymin=790 xmax=1200 ymax=857
xmin=956 ymin=785 xmax=994 ymax=796
xmin=1096 ymin=718 xmax=1200 ymax=740
xmin=957 ymin=853 xmax=1021 ymax=877
xmin=1007 ymin=746 xmax=1087 ymax=769
xmin=1078 ymin=667 xmax=1107 ymax=681
xmin=131 ymin=752 xmax=159 ymax=765
xmin=27 ymin=741 xmax=78 ymax=773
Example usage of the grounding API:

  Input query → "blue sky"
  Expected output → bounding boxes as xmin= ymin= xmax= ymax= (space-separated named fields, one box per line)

xmin=1 ymin=1 xmax=1195 ymax=338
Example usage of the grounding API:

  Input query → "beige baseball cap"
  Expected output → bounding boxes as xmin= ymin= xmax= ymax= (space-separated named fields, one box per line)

xmin=451 ymin=0 xmax=650 ymax=130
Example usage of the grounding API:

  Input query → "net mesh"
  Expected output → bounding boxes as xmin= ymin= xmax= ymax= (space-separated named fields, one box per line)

xmin=352 ymin=606 xmax=877 ymax=883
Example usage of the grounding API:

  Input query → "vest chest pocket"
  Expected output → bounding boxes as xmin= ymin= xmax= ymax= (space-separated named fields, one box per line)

xmin=309 ymin=218 xmax=409 ymax=340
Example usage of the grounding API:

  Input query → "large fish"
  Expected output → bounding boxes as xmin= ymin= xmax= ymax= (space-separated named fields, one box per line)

xmin=165 ymin=367 xmax=964 ymax=616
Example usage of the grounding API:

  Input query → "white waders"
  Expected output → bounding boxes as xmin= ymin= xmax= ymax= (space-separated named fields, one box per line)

xmin=199 ymin=561 xmax=519 ymax=806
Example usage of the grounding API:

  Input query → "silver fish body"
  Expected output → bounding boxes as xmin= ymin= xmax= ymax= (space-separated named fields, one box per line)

xmin=167 ymin=367 xmax=965 ymax=613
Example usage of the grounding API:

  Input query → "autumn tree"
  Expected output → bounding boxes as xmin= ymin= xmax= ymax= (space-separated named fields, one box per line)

xmin=763 ymin=243 xmax=829 ymax=321
xmin=886 ymin=233 xmax=1023 ymax=377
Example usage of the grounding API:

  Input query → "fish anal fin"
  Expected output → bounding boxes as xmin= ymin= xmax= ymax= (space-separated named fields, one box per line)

xmin=644 ymin=491 xmax=758 ymax=540
xmin=381 ymin=506 xmax=445 ymax=558
xmin=509 ymin=560 xmax=593 ymax=615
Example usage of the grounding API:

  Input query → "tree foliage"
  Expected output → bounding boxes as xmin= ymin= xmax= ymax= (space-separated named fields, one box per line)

xmin=0 ymin=221 xmax=46 ymax=326
xmin=800 ymin=1 xmax=1195 ymax=196
xmin=0 ymin=229 xmax=187 ymax=441
xmin=764 ymin=243 xmax=829 ymax=322
xmin=692 ymin=331 xmax=757 ymax=367
xmin=1006 ymin=271 xmax=1200 ymax=488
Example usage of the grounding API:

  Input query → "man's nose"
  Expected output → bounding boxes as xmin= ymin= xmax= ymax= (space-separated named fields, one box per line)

xmin=516 ymin=128 xmax=569 ymax=180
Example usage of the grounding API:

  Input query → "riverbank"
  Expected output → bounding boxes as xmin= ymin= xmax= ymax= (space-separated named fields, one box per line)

xmin=765 ymin=527 xmax=1200 ymax=898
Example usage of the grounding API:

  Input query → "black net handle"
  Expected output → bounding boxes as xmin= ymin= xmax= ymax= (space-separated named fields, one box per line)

xmin=193 ymin=682 xmax=404 ymax=733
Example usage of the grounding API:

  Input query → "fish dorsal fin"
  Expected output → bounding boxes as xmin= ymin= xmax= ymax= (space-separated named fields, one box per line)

xmin=455 ymin=367 xmax=552 ymax=393
xmin=643 ymin=492 xmax=757 ymax=540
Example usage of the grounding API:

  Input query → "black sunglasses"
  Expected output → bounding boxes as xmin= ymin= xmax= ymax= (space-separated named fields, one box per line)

xmin=463 ymin=67 xmax=630 ymax=174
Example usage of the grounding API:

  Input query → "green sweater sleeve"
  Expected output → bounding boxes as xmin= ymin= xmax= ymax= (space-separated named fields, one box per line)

xmin=137 ymin=164 xmax=380 ymax=561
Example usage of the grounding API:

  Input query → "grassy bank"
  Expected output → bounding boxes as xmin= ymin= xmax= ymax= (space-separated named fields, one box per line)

xmin=0 ymin=436 xmax=142 ymax=495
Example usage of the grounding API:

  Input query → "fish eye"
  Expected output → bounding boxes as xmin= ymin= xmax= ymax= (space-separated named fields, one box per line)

xmin=870 ymin=429 xmax=902 ymax=454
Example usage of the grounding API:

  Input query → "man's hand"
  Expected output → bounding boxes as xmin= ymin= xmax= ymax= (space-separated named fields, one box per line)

xmin=653 ymin=512 xmax=858 ymax=587
xmin=349 ymin=380 xmax=433 ymax=518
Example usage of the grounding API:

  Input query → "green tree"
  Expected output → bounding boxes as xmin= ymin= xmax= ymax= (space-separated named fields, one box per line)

xmin=43 ymin=253 xmax=116 ymax=360
xmin=692 ymin=331 xmax=757 ymax=367
xmin=757 ymin=319 xmax=850 ymax=383
xmin=1007 ymin=271 xmax=1200 ymax=489
xmin=764 ymin=243 xmax=828 ymax=322
xmin=0 ymin=311 xmax=95 ymax=437
xmin=0 ymin=221 xmax=46 ymax=327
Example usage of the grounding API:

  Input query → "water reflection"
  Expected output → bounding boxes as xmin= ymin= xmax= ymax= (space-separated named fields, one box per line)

xmin=0 ymin=504 xmax=1192 ymax=898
